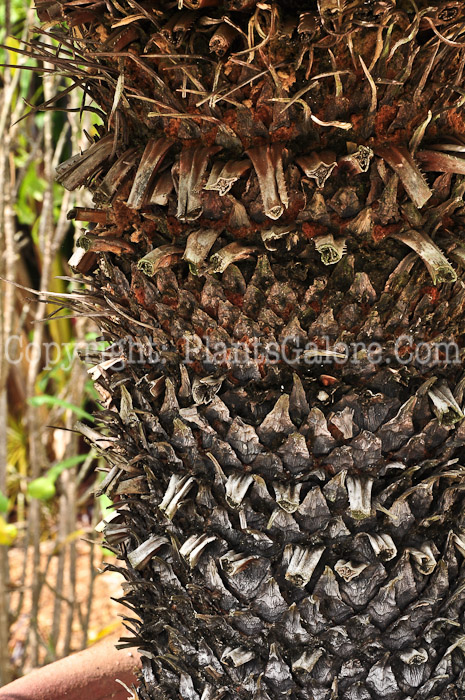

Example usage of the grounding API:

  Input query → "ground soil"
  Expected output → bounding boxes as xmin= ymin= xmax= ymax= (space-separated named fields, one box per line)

xmin=8 ymin=540 xmax=125 ymax=677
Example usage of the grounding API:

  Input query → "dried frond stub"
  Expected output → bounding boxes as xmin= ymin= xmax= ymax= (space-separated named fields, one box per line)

xmin=298 ymin=12 xmax=318 ymax=39
xmin=88 ymin=356 xmax=125 ymax=381
xmin=93 ymin=147 xmax=139 ymax=204
xmin=184 ymin=0 xmax=220 ymax=9
xmin=221 ymin=646 xmax=255 ymax=667
xmin=261 ymin=226 xmax=293 ymax=251
xmin=95 ymin=509 xmax=124 ymax=534
xmin=77 ymin=234 xmax=94 ymax=251
xmin=179 ymin=533 xmax=217 ymax=568
xmin=296 ymin=151 xmax=337 ymax=189
xmin=223 ymin=0 xmax=258 ymax=13
xmin=346 ymin=207 xmax=373 ymax=236
xmin=171 ymin=420 xmax=194 ymax=451
xmin=339 ymin=143 xmax=373 ymax=174
xmin=284 ymin=545 xmax=325 ymax=587
xmin=165 ymin=11 xmax=197 ymax=45
xmin=225 ymin=473 xmax=253 ymax=508
xmin=257 ymin=395 xmax=295 ymax=445
xmin=375 ymin=145 xmax=432 ymax=209
xmin=115 ymin=475 xmax=148 ymax=495
xmin=159 ymin=474 xmax=196 ymax=519
xmin=314 ymin=233 xmax=347 ymax=265
xmin=349 ymin=272 xmax=377 ymax=304
xmin=127 ymin=138 xmax=173 ymax=209
xmin=220 ymin=550 xmax=260 ymax=576
xmin=393 ymin=229 xmax=457 ymax=285
xmin=67 ymin=246 xmax=88 ymax=270
xmin=207 ymin=242 xmax=258 ymax=273
xmin=150 ymin=170 xmax=174 ymax=206
xmin=453 ymin=532 xmax=465 ymax=557
xmin=450 ymin=246 xmax=465 ymax=269
xmin=346 ymin=476 xmax=373 ymax=519
xmin=76 ymin=233 xmax=134 ymax=256
xmin=252 ymin=577 xmax=288 ymax=622
xmin=176 ymin=146 xmax=220 ymax=222
xmin=36 ymin=0 xmax=64 ymax=23
xmin=334 ymin=559 xmax=368 ymax=582
xmin=407 ymin=544 xmax=437 ymax=575
xmin=273 ymin=482 xmax=302 ymax=513
xmin=137 ymin=246 xmax=183 ymax=276
xmin=204 ymin=160 xmax=251 ymax=196
xmin=104 ymin=523 xmax=131 ymax=546
xmin=68 ymin=207 xmax=109 ymax=224
xmin=127 ymin=535 xmax=169 ymax=570
xmin=192 ymin=375 xmax=224 ymax=404
xmin=229 ymin=197 xmax=251 ymax=229
xmin=246 ymin=144 xmax=288 ymax=220
xmin=318 ymin=0 xmax=342 ymax=17
xmin=292 ymin=648 xmax=323 ymax=673
xmin=417 ymin=148 xmax=465 ymax=174
xmin=444 ymin=634 xmax=465 ymax=657
xmin=427 ymin=383 xmax=464 ymax=425
xmin=56 ymin=134 xmax=114 ymax=191
xmin=302 ymin=191 xmax=328 ymax=225
xmin=399 ymin=648 xmax=428 ymax=665
xmin=209 ymin=23 xmax=239 ymax=56
xmin=183 ymin=229 xmax=221 ymax=271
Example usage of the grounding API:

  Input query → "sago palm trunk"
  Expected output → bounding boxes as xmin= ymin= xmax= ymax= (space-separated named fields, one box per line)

xmin=36 ymin=1 xmax=465 ymax=698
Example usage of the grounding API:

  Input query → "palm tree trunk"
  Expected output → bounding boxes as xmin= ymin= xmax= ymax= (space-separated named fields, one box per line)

xmin=36 ymin=2 xmax=465 ymax=698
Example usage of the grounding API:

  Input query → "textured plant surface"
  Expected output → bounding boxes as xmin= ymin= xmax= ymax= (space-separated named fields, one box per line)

xmin=33 ymin=1 xmax=465 ymax=698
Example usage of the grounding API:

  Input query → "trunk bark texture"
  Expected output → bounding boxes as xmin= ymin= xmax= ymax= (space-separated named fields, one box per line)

xmin=35 ymin=2 xmax=465 ymax=698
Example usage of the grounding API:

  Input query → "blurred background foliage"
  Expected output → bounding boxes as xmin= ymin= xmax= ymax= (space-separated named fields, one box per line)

xmin=0 ymin=0 xmax=122 ymax=686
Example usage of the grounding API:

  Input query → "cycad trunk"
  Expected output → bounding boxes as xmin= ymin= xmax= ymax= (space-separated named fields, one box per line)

xmin=37 ymin=1 xmax=465 ymax=698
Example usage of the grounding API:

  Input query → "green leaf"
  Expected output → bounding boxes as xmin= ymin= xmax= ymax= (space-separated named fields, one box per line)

xmin=27 ymin=395 xmax=94 ymax=422
xmin=0 ymin=492 xmax=9 ymax=514
xmin=28 ymin=454 xmax=91 ymax=501
xmin=14 ymin=161 xmax=47 ymax=226
xmin=98 ymin=494 xmax=114 ymax=520
xmin=48 ymin=454 xmax=88 ymax=482
xmin=27 ymin=477 xmax=56 ymax=501
xmin=36 ymin=340 xmax=76 ymax=392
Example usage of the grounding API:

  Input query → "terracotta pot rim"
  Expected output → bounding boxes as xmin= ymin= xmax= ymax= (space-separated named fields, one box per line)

xmin=0 ymin=634 xmax=140 ymax=700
